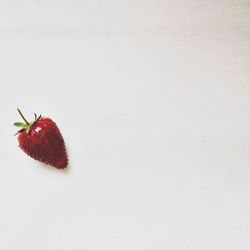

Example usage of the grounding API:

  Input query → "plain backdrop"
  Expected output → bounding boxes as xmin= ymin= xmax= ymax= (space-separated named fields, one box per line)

xmin=0 ymin=0 xmax=250 ymax=249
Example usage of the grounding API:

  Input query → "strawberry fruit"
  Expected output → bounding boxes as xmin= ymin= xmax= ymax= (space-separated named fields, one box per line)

xmin=14 ymin=109 xmax=68 ymax=169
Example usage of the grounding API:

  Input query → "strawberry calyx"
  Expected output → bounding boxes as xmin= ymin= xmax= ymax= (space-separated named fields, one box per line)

xmin=14 ymin=108 xmax=41 ymax=135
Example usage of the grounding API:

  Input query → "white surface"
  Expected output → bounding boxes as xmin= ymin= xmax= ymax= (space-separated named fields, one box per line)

xmin=0 ymin=1 xmax=250 ymax=249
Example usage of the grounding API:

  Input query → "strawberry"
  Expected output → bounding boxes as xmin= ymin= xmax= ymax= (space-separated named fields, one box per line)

xmin=14 ymin=109 xmax=68 ymax=169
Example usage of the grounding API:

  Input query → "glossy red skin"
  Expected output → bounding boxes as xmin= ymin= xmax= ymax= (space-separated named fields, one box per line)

xmin=18 ymin=118 xmax=68 ymax=169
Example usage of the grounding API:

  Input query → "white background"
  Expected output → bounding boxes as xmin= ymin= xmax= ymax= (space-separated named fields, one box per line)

xmin=0 ymin=0 xmax=250 ymax=249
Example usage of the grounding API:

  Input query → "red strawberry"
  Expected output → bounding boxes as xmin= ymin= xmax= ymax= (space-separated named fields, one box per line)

xmin=14 ymin=109 xmax=68 ymax=169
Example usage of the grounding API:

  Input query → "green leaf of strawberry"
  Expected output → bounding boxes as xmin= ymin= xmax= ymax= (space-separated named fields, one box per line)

xmin=14 ymin=122 xmax=26 ymax=127
xmin=14 ymin=109 xmax=40 ymax=135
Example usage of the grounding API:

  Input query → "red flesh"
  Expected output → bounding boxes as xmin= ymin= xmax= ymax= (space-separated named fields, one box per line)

xmin=18 ymin=118 xmax=68 ymax=169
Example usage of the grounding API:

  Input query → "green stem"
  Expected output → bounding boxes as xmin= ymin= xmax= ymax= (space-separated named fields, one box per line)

xmin=17 ymin=108 xmax=29 ymax=125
